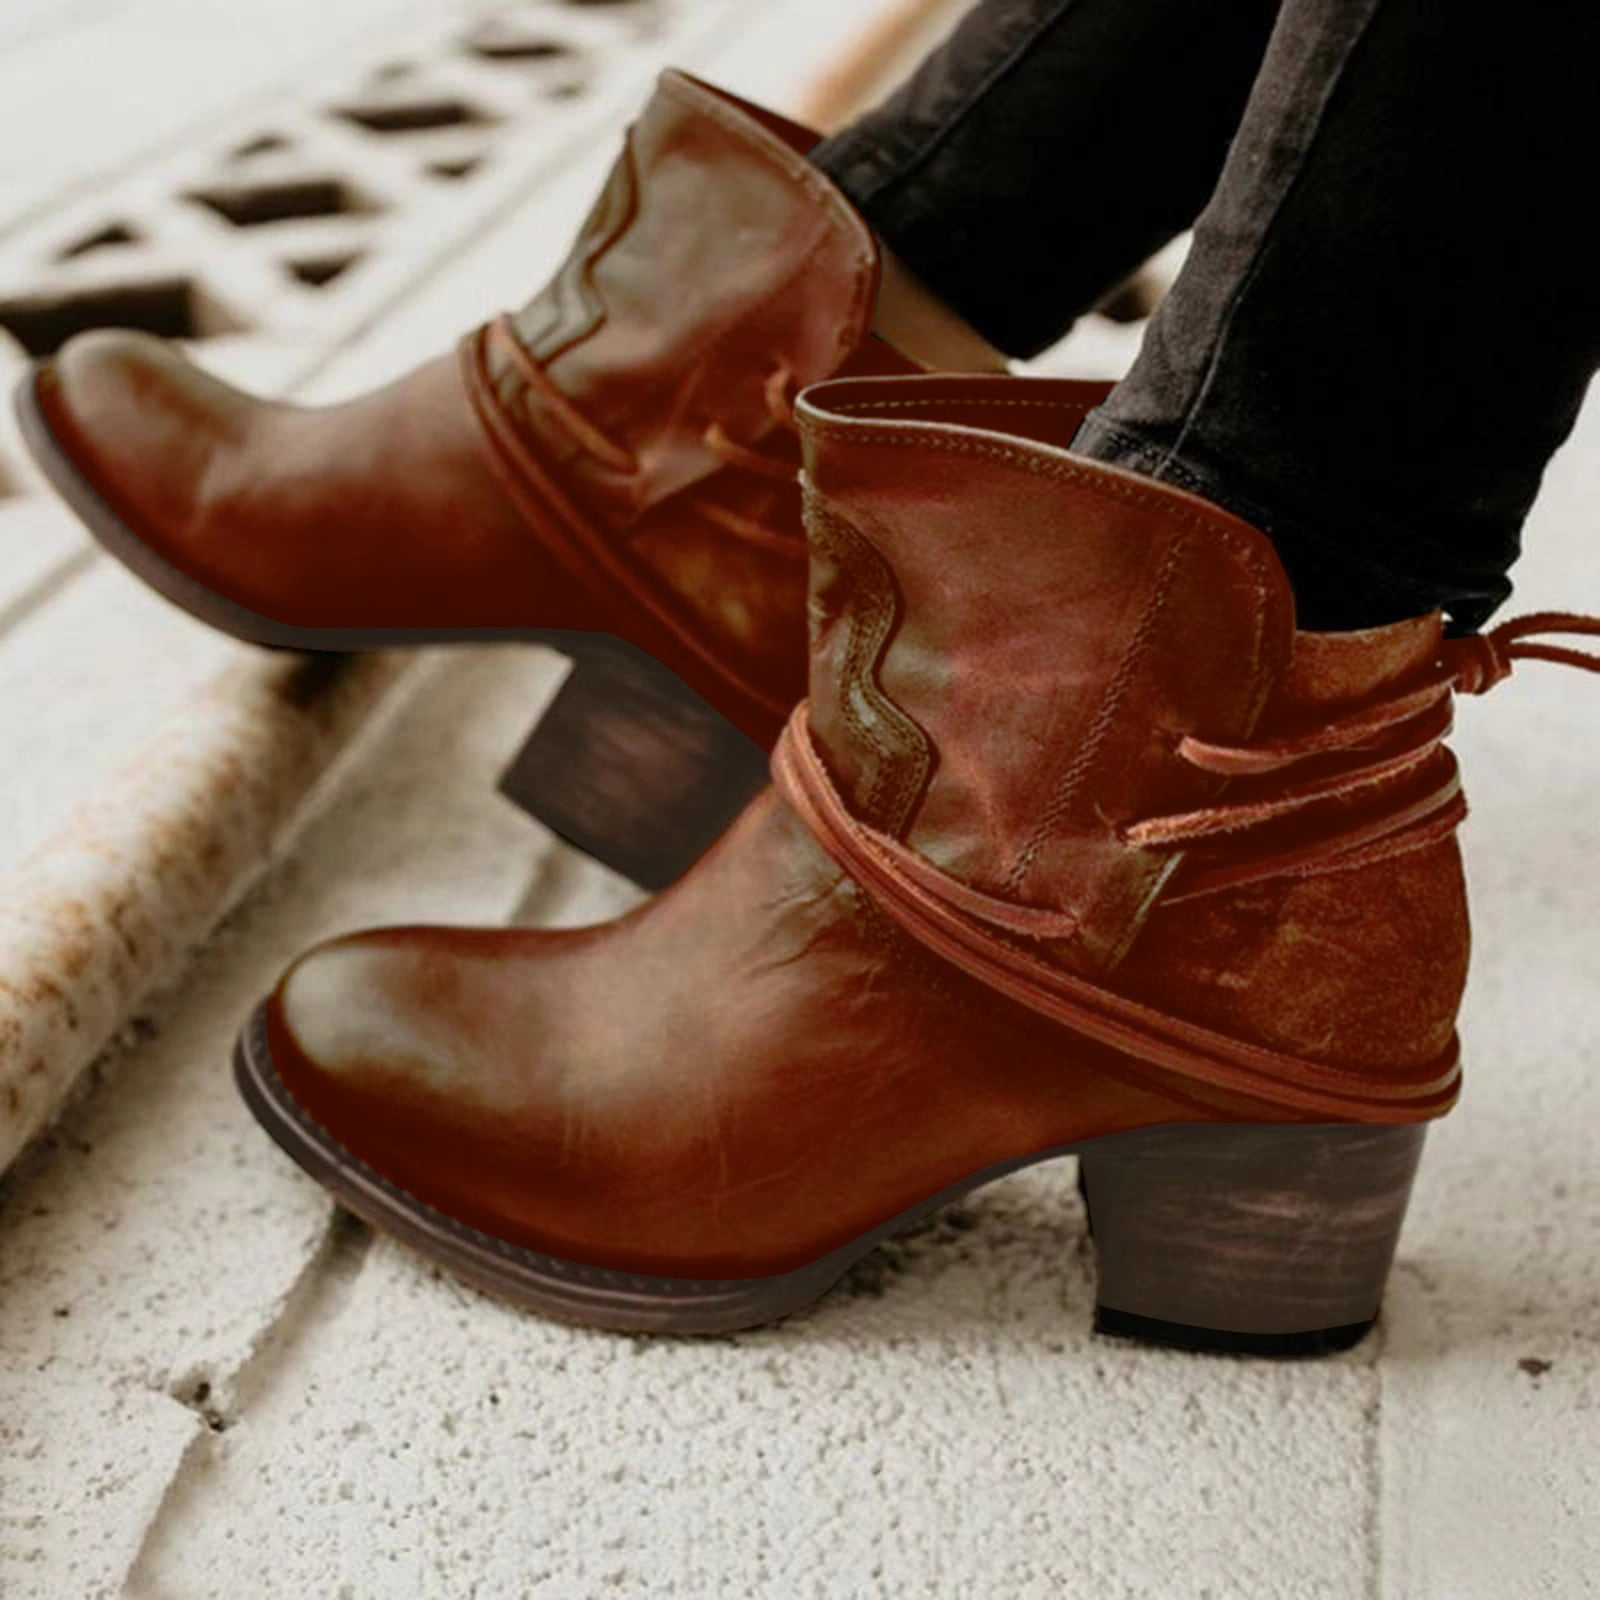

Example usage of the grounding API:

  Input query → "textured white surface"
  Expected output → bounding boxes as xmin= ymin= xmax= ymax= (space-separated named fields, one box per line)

xmin=0 ymin=1370 xmax=199 ymax=1598
xmin=125 ymin=1212 xmax=1382 ymax=1600
xmin=0 ymin=650 xmax=410 ymax=1169
xmin=0 ymin=0 xmax=429 ymax=236
xmin=0 ymin=648 xmax=573 ymax=1600
xmin=1372 ymin=393 xmax=1600 ymax=1600
xmin=0 ymin=2 xmax=1597 ymax=1597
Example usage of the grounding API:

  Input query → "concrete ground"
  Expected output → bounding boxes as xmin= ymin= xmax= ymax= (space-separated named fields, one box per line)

xmin=1 ymin=3 xmax=1597 ymax=1597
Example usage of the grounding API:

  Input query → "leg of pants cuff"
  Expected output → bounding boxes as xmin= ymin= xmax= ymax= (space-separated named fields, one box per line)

xmin=1073 ymin=0 xmax=1600 ymax=631
xmin=810 ymin=0 xmax=1281 ymax=358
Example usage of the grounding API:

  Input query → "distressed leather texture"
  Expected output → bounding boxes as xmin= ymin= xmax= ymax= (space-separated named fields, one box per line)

xmin=31 ymin=72 xmax=920 ymax=747
xmin=262 ymin=374 xmax=1484 ymax=1281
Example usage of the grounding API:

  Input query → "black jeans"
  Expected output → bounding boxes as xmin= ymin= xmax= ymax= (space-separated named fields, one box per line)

xmin=813 ymin=0 xmax=1600 ymax=631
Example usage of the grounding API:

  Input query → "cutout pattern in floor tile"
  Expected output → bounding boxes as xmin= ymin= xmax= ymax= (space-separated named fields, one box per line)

xmin=0 ymin=0 xmax=722 ymax=381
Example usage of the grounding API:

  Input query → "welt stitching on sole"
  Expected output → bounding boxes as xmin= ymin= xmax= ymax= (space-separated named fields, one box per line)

xmin=0 ymin=3 xmax=676 ymax=371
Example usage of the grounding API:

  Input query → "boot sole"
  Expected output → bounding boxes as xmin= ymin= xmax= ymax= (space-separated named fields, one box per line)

xmin=13 ymin=367 xmax=769 ymax=890
xmin=235 ymin=1001 xmax=1424 ymax=1354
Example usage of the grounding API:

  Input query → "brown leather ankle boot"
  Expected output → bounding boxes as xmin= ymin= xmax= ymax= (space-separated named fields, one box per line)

xmin=233 ymin=372 xmax=1600 ymax=1352
xmin=19 ymin=71 xmax=1098 ymax=888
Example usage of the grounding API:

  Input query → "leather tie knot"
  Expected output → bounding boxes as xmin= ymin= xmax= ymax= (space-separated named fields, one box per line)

xmin=1443 ymin=611 xmax=1600 ymax=696
xmin=1448 ymin=630 xmax=1514 ymax=695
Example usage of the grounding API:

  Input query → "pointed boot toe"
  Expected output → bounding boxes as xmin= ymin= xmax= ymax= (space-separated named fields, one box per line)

xmin=37 ymin=326 xmax=232 ymax=475
xmin=23 ymin=330 xmax=256 ymax=605
xmin=241 ymin=907 xmax=867 ymax=1332
xmin=258 ymin=926 xmax=572 ymax=1239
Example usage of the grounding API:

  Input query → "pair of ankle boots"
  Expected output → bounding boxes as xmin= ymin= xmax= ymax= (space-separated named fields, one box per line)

xmin=20 ymin=72 xmax=1599 ymax=1353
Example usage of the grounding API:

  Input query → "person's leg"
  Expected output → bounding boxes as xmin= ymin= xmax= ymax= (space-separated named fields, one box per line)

xmin=812 ymin=0 xmax=1284 ymax=359
xmin=1071 ymin=0 xmax=1600 ymax=632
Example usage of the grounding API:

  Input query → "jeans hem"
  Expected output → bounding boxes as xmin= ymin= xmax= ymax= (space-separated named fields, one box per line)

xmin=1070 ymin=411 xmax=1508 ymax=634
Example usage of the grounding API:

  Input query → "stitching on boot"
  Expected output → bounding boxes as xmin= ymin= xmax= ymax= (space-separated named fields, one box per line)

xmin=804 ymin=486 xmax=933 ymax=835
xmin=835 ymin=397 xmax=1095 ymax=414
xmin=800 ymin=424 xmax=1271 ymax=577
xmin=803 ymin=423 xmax=1281 ymax=735
xmin=1002 ymin=535 xmax=1192 ymax=897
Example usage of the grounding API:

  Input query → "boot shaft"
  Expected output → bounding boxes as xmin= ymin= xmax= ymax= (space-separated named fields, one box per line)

xmin=493 ymin=71 xmax=883 ymax=522
xmin=793 ymin=373 xmax=1472 ymax=1077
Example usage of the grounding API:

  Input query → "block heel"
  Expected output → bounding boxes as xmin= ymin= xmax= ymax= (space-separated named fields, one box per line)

xmin=498 ymin=638 xmax=772 ymax=891
xmin=1079 ymin=1120 xmax=1426 ymax=1356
